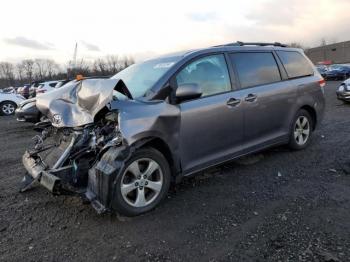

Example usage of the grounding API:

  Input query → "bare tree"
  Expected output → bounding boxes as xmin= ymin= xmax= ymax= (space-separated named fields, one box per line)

xmin=69 ymin=58 xmax=90 ymax=77
xmin=45 ymin=59 xmax=59 ymax=79
xmin=34 ymin=59 xmax=48 ymax=80
xmin=122 ymin=56 xmax=134 ymax=69
xmin=92 ymin=58 xmax=108 ymax=75
xmin=1 ymin=54 xmax=134 ymax=85
xmin=0 ymin=62 xmax=15 ymax=86
xmin=106 ymin=55 xmax=121 ymax=74
xmin=21 ymin=59 xmax=35 ymax=82
xmin=15 ymin=63 xmax=25 ymax=82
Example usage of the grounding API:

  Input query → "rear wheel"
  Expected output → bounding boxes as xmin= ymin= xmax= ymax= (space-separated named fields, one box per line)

xmin=112 ymin=147 xmax=171 ymax=216
xmin=288 ymin=109 xmax=313 ymax=150
xmin=0 ymin=101 xmax=17 ymax=116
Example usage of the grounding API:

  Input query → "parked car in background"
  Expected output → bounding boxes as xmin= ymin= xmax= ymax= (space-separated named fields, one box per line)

xmin=20 ymin=42 xmax=325 ymax=216
xmin=1 ymin=87 xmax=16 ymax=93
xmin=324 ymin=65 xmax=350 ymax=80
xmin=16 ymin=78 xmax=103 ymax=123
xmin=35 ymin=80 xmax=71 ymax=95
xmin=17 ymin=84 xmax=31 ymax=99
xmin=54 ymin=79 xmax=71 ymax=88
xmin=35 ymin=80 xmax=60 ymax=95
xmin=0 ymin=90 xmax=25 ymax=115
xmin=29 ymin=81 xmax=41 ymax=98
xmin=15 ymin=98 xmax=41 ymax=122
xmin=315 ymin=65 xmax=327 ymax=78
xmin=336 ymin=78 xmax=350 ymax=102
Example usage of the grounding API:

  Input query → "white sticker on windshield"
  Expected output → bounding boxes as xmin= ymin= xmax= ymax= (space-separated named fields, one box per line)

xmin=153 ymin=62 xmax=175 ymax=69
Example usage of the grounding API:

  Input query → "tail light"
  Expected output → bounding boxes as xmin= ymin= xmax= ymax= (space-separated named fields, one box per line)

xmin=318 ymin=79 xmax=326 ymax=88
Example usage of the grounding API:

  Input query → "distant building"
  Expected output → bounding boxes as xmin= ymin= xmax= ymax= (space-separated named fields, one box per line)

xmin=305 ymin=40 xmax=350 ymax=65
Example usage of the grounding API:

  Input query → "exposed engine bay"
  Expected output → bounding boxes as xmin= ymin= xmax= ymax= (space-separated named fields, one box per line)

xmin=20 ymin=78 xmax=181 ymax=214
xmin=20 ymin=79 xmax=132 ymax=213
xmin=22 ymin=112 xmax=120 ymax=188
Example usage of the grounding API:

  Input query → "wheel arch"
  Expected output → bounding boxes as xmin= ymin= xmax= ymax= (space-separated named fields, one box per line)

xmin=299 ymin=105 xmax=317 ymax=130
xmin=137 ymin=137 xmax=181 ymax=181
xmin=0 ymin=100 xmax=17 ymax=105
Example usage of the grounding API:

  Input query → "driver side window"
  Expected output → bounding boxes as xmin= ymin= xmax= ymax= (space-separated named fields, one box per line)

xmin=176 ymin=54 xmax=231 ymax=97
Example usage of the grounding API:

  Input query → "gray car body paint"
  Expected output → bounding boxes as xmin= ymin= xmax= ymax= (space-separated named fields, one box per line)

xmin=33 ymin=45 xmax=325 ymax=179
xmin=35 ymin=77 xmax=182 ymax=174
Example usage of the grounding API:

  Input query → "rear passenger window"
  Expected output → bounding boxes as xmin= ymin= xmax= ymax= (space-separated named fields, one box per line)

xmin=49 ymin=83 xmax=57 ymax=87
xmin=230 ymin=52 xmax=281 ymax=89
xmin=276 ymin=51 xmax=314 ymax=78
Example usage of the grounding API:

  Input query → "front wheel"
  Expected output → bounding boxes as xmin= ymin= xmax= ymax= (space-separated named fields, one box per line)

xmin=112 ymin=147 xmax=171 ymax=216
xmin=288 ymin=109 xmax=313 ymax=150
xmin=0 ymin=101 xmax=17 ymax=116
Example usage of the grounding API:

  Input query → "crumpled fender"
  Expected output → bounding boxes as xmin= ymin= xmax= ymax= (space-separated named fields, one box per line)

xmin=109 ymin=99 xmax=181 ymax=173
xmin=109 ymin=99 xmax=180 ymax=146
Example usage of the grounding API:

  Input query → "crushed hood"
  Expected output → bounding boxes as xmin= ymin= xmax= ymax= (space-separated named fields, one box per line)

xmin=36 ymin=78 xmax=123 ymax=127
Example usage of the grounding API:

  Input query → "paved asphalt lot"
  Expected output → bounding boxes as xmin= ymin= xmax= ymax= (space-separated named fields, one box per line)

xmin=1 ymin=81 xmax=350 ymax=262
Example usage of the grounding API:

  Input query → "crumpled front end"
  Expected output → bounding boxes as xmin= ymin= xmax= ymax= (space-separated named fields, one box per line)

xmin=36 ymin=78 xmax=125 ymax=127
xmin=20 ymin=111 xmax=123 ymax=212
xmin=20 ymin=78 xmax=181 ymax=214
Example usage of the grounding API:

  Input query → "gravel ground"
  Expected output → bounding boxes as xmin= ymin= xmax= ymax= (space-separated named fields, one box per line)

xmin=1 ymin=81 xmax=350 ymax=262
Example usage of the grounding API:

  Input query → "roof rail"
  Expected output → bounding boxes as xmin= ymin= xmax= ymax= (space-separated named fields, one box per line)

xmin=214 ymin=41 xmax=288 ymax=48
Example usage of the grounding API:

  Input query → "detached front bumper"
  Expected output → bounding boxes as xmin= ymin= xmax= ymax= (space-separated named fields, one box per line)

xmin=21 ymin=151 xmax=73 ymax=194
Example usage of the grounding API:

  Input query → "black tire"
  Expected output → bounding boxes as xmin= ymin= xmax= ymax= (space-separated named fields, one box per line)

xmin=288 ymin=109 xmax=313 ymax=150
xmin=112 ymin=147 xmax=171 ymax=216
xmin=0 ymin=101 xmax=17 ymax=116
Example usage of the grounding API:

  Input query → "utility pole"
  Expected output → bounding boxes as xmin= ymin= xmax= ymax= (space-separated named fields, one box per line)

xmin=72 ymin=42 xmax=78 ymax=77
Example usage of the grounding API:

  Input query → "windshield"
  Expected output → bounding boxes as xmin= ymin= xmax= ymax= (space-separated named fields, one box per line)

xmin=111 ymin=56 xmax=180 ymax=98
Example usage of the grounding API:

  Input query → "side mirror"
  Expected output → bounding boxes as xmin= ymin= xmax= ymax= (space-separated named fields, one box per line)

xmin=175 ymin=83 xmax=202 ymax=102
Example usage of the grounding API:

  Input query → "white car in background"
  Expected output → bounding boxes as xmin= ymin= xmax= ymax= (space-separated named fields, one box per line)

xmin=0 ymin=90 xmax=25 ymax=115
xmin=35 ymin=80 xmax=60 ymax=95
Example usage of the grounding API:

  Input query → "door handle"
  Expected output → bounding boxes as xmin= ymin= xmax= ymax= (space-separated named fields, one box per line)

xmin=245 ymin=94 xmax=257 ymax=102
xmin=226 ymin=98 xmax=241 ymax=107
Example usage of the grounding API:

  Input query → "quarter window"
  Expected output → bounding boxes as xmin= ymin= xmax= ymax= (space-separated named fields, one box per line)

xmin=276 ymin=51 xmax=314 ymax=78
xmin=176 ymin=54 xmax=231 ymax=97
xmin=230 ymin=52 xmax=281 ymax=89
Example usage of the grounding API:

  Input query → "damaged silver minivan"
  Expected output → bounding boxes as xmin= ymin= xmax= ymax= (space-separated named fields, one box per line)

xmin=20 ymin=42 xmax=326 ymax=216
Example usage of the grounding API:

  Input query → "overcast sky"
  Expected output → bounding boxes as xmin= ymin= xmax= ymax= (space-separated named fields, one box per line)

xmin=0 ymin=0 xmax=349 ymax=64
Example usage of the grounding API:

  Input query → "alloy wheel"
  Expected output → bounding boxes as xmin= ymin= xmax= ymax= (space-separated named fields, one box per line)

xmin=2 ymin=103 xmax=15 ymax=115
xmin=120 ymin=158 xmax=163 ymax=208
xmin=294 ymin=116 xmax=310 ymax=146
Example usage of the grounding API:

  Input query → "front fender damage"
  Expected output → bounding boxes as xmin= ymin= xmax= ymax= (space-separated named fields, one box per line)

xmin=20 ymin=80 xmax=182 ymax=214
xmin=85 ymin=139 xmax=152 ymax=214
